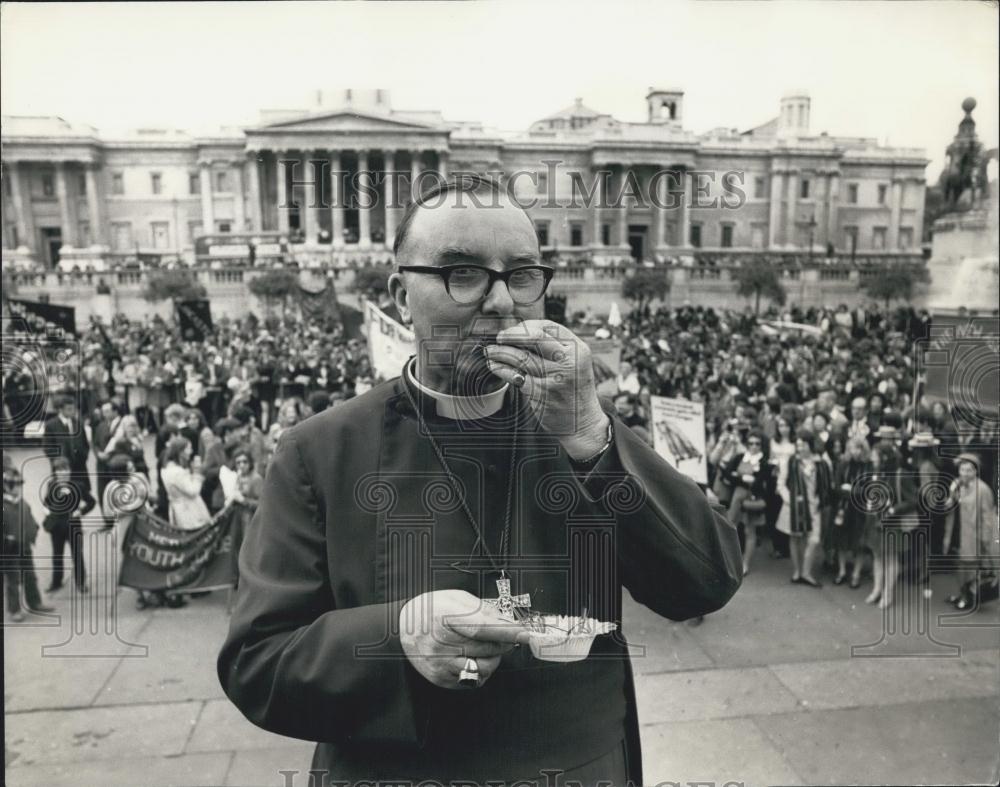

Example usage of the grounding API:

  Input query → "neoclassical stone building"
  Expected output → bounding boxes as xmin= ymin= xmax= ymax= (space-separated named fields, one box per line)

xmin=1 ymin=88 xmax=928 ymax=268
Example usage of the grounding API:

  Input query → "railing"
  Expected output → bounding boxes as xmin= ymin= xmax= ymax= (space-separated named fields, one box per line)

xmin=819 ymin=269 xmax=852 ymax=281
xmin=7 ymin=251 xmax=930 ymax=294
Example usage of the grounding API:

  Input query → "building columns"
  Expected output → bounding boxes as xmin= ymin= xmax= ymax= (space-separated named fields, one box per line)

xmin=247 ymin=154 xmax=263 ymax=232
xmin=592 ymin=167 xmax=603 ymax=249
xmin=785 ymin=169 xmax=799 ymax=248
xmin=304 ymin=153 xmax=323 ymax=245
xmin=826 ymin=172 xmax=840 ymax=250
xmin=84 ymin=164 xmax=104 ymax=246
xmin=680 ymin=169 xmax=693 ymax=248
xmin=200 ymin=163 xmax=215 ymax=233
xmin=617 ymin=166 xmax=629 ymax=248
xmin=56 ymin=162 xmax=76 ymax=247
xmin=911 ymin=178 xmax=925 ymax=249
xmin=358 ymin=149 xmax=372 ymax=249
xmin=8 ymin=162 xmax=31 ymax=250
xmin=329 ymin=151 xmax=344 ymax=248
xmin=438 ymin=150 xmax=448 ymax=181
xmin=275 ymin=155 xmax=289 ymax=235
xmin=655 ymin=170 xmax=668 ymax=251
xmin=384 ymin=150 xmax=397 ymax=249
xmin=888 ymin=179 xmax=903 ymax=250
xmin=768 ymin=169 xmax=784 ymax=248
xmin=232 ymin=160 xmax=246 ymax=232
xmin=410 ymin=152 xmax=422 ymax=203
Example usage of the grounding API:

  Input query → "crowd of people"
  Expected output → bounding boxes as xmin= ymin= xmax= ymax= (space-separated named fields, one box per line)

xmin=3 ymin=310 xmax=377 ymax=614
xmin=606 ymin=300 xmax=998 ymax=612
xmin=4 ymin=298 xmax=998 ymax=619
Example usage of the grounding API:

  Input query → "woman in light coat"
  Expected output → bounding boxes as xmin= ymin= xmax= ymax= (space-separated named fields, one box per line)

xmin=945 ymin=453 xmax=999 ymax=608
xmin=160 ymin=436 xmax=211 ymax=530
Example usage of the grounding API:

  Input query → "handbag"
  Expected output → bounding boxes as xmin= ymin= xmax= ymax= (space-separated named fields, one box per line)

xmin=742 ymin=496 xmax=766 ymax=513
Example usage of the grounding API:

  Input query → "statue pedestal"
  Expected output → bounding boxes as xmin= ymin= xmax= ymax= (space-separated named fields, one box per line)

xmin=927 ymin=183 xmax=999 ymax=314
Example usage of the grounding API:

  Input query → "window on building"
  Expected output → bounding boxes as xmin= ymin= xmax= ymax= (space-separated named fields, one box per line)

xmin=800 ymin=178 xmax=810 ymax=199
xmin=187 ymin=221 xmax=203 ymax=244
xmin=189 ymin=173 xmax=201 ymax=195
xmin=151 ymin=221 xmax=170 ymax=250
xmin=877 ymin=184 xmax=888 ymax=205
xmin=601 ymin=223 xmax=611 ymax=246
xmin=78 ymin=221 xmax=91 ymax=247
xmin=570 ymin=222 xmax=584 ymax=247
xmin=42 ymin=173 xmax=55 ymax=197
xmin=844 ymin=225 xmax=859 ymax=253
xmin=754 ymin=176 xmax=766 ymax=199
xmin=112 ymin=173 xmax=124 ymax=195
xmin=216 ymin=221 xmax=232 ymax=233
xmin=751 ymin=224 xmax=766 ymax=249
xmin=535 ymin=221 xmax=549 ymax=247
xmin=7 ymin=225 xmax=18 ymax=248
xmin=537 ymin=172 xmax=548 ymax=194
xmin=151 ymin=173 xmax=163 ymax=195
xmin=847 ymin=183 xmax=858 ymax=204
xmin=872 ymin=226 xmax=887 ymax=250
xmin=690 ymin=223 xmax=702 ymax=248
xmin=720 ymin=224 xmax=734 ymax=248
xmin=78 ymin=173 xmax=87 ymax=195
xmin=215 ymin=171 xmax=228 ymax=193
xmin=898 ymin=226 xmax=914 ymax=249
xmin=111 ymin=221 xmax=133 ymax=251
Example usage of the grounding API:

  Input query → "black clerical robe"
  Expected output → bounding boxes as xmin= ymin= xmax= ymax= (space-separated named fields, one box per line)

xmin=218 ymin=374 xmax=742 ymax=784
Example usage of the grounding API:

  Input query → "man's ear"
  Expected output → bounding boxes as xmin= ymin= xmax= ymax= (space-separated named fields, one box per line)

xmin=387 ymin=272 xmax=412 ymax=325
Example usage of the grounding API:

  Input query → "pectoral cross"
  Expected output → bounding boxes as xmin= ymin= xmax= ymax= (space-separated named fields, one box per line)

xmin=484 ymin=574 xmax=531 ymax=619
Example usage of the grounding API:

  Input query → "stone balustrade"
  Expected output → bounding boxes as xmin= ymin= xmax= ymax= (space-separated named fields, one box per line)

xmin=4 ymin=254 xmax=930 ymax=330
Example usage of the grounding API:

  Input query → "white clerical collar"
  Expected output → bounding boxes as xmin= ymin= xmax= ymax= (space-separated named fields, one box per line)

xmin=406 ymin=359 xmax=508 ymax=421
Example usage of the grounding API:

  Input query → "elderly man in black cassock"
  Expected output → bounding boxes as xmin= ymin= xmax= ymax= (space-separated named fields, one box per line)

xmin=218 ymin=176 xmax=742 ymax=785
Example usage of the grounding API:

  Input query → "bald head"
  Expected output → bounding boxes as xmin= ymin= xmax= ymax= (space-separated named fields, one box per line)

xmin=393 ymin=176 xmax=538 ymax=265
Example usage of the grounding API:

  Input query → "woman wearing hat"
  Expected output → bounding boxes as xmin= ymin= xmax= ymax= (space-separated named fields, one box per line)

xmin=908 ymin=432 xmax=947 ymax=557
xmin=944 ymin=453 xmax=998 ymax=609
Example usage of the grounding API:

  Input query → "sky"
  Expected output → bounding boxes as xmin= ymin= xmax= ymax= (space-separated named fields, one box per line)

xmin=2 ymin=0 xmax=997 ymax=180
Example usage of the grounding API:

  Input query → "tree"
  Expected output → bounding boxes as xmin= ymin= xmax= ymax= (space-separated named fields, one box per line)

xmin=141 ymin=269 xmax=206 ymax=303
xmin=352 ymin=265 xmax=391 ymax=303
xmin=732 ymin=258 xmax=787 ymax=315
xmin=621 ymin=268 xmax=669 ymax=311
xmin=247 ymin=269 xmax=299 ymax=317
xmin=858 ymin=263 xmax=931 ymax=309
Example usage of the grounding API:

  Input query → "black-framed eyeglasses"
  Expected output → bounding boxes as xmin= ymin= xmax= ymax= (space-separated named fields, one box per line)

xmin=397 ymin=264 xmax=554 ymax=305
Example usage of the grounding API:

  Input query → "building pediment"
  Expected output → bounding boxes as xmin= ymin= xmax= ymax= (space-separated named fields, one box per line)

xmin=254 ymin=110 xmax=443 ymax=134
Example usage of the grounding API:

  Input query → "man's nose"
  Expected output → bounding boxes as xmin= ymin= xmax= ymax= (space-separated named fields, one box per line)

xmin=480 ymin=278 xmax=515 ymax=315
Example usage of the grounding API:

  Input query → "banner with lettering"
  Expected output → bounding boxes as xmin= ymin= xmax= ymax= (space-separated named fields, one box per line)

xmin=175 ymin=298 xmax=214 ymax=342
xmin=118 ymin=505 xmax=238 ymax=592
xmin=365 ymin=300 xmax=415 ymax=380
xmin=649 ymin=395 xmax=708 ymax=484
xmin=6 ymin=298 xmax=77 ymax=337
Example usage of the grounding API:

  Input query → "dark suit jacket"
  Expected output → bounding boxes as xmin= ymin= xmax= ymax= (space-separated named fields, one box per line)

xmin=43 ymin=416 xmax=90 ymax=477
xmin=218 ymin=376 xmax=742 ymax=782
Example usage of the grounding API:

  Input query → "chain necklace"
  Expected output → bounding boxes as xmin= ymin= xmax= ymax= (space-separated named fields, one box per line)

xmin=401 ymin=377 xmax=519 ymax=579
